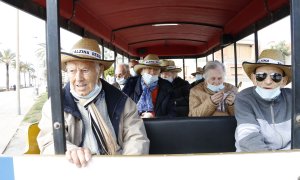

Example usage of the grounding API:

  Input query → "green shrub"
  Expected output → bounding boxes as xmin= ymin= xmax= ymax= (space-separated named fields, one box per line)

xmin=22 ymin=93 xmax=48 ymax=124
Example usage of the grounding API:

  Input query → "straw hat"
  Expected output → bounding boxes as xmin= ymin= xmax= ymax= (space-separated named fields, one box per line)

xmin=243 ymin=49 xmax=291 ymax=84
xmin=191 ymin=67 xmax=204 ymax=76
xmin=61 ymin=38 xmax=114 ymax=71
xmin=134 ymin=54 xmax=165 ymax=74
xmin=160 ymin=60 xmax=182 ymax=73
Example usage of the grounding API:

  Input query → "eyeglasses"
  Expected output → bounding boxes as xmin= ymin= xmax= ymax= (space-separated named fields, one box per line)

xmin=255 ymin=72 xmax=283 ymax=83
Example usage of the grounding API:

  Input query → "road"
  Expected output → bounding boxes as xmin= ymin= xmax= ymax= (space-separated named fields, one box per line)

xmin=0 ymin=87 xmax=36 ymax=154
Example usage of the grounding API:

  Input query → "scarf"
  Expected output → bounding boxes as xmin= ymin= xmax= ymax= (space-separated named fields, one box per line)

xmin=72 ymin=84 xmax=118 ymax=155
xmin=137 ymin=80 xmax=158 ymax=114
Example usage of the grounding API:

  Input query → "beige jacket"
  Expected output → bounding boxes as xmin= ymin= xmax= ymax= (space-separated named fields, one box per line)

xmin=37 ymin=98 xmax=150 ymax=155
xmin=189 ymin=82 xmax=237 ymax=117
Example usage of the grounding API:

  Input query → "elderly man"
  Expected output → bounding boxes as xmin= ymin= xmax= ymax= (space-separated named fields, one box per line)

xmin=128 ymin=59 xmax=139 ymax=77
xmin=123 ymin=54 xmax=175 ymax=118
xmin=113 ymin=63 xmax=130 ymax=90
xmin=190 ymin=67 xmax=205 ymax=88
xmin=160 ymin=60 xmax=190 ymax=116
xmin=189 ymin=61 xmax=237 ymax=117
xmin=235 ymin=49 xmax=291 ymax=152
xmin=37 ymin=38 xmax=149 ymax=167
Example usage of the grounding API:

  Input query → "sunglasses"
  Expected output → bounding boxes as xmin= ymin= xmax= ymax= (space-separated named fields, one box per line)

xmin=255 ymin=72 xmax=283 ymax=83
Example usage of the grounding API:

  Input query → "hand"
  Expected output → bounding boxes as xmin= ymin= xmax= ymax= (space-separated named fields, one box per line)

xmin=66 ymin=147 xmax=92 ymax=168
xmin=141 ymin=112 xmax=155 ymax=118
xmin=225 ymin=93 xmax=236 ymax=105
xmin=210 ymin=91 xmax=224 ymax=105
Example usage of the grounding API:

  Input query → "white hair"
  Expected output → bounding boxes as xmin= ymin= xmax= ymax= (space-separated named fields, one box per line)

xmin=203 ymin=61 xmax=225 ymax=79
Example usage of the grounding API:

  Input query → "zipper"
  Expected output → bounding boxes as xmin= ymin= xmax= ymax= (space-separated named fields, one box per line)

xmin=270 ymin=102 xmax=284 ymax=148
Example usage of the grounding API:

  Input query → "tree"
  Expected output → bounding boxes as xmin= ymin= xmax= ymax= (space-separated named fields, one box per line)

xmin=0 ymin=49 xmax=16 ymax=90
xmin=12 ymin=61 xmax=35 ymax=87
xmin=270 ymin=40 xmax=291 ymax=60
xmin=35 ymin=43 xmax=46 ymax=68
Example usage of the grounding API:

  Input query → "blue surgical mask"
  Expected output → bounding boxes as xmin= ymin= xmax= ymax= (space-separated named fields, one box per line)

xmin=207 ymin=83 xmax=224 ymax=92
xmin=130 ymin=68 xmax=137 ymax=77
xmin=195 ymin=74 xmax=203 ymax=81
xmin=164 ymin=77 xmax=174 ymax=83
xmin=116 ymin=77 xmax=127 ymax=85
xmin=142 ymin=73 xmax=159 ymax=85
xmin=255 ymin=86 xmax=281 ymax=100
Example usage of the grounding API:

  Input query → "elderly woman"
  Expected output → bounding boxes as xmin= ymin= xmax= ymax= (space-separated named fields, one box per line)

xmin=189 ymin=61 xmax=237 ymax=117
xmin=37 ymin=38 xmax=149 ymax=167
xmin=123 ymin=54 xmax=175 ymax=118
xmin=235 ymin=49 xmax=291 ymax=152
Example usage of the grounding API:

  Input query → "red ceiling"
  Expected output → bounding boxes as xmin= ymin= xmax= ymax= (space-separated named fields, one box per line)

xmin=33 ymin=0 xmax=289 ymax=57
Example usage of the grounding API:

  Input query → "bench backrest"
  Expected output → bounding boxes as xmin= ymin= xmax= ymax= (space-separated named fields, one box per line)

xmin=144 ymin=116 xmax=237 ymax=154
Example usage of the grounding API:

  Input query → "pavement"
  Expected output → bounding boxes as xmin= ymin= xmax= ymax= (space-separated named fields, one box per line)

xmin=0 ymin=87 xmax=37 ymax=155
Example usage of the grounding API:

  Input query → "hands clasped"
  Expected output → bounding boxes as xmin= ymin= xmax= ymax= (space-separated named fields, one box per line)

xmin=211 ymin=91 xmax=236 ymax=106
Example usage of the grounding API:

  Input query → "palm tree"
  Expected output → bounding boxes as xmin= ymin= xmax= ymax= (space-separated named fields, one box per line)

xmin=35 ymin=43 xmax=46 ymax=68
xmin=12 ymin=61 xmax=35 ymax=87
xmin=0 ymin=49 xmax=16 ymax=90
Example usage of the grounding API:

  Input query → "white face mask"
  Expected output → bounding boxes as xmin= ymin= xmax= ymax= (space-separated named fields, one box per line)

xmin=142 ymin=73 xmax=159 ymax=85
xmin=164 ymin=77 xmax=174 ymax=83
xmin=207 ymin=83 xmax=224 ymax=92
xmin=255 ymin=86 xmax=281 ymax=100
xmin=116 ymin=77 xmax=127 ymax=85
xmin=130 ymin=68 xmax=137 ymax=77
xmin=195 ymin=74 xmax=203 ymax=81
xmin=70 ymin=84 xmax=101 ymax=100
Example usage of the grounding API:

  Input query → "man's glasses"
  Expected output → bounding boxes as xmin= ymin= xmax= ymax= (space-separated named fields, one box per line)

xmin=255 ymin=72 xmax=283 ymax=83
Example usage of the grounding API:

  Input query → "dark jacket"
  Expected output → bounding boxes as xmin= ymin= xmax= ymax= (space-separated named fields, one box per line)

xmin=123 ymin=76 xmax=176 ymax=117
xmin=172 ymin=77 xmax=190 ymax=116
xmin=190 ymin=78 xmax=205 ymax=89
xmin=63 ymin=79 xmax=127 ymax=139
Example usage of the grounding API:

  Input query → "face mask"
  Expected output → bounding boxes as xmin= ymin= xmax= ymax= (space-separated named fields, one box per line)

xmin=255 ymin=86 xmax=281 ymax=100
xmin=195 ymin=74 xmax=203 ymax=81
xmin=116 ymin=77 xmax=127 ymax=85
xmin=207 ymin=83 xmax=224 ymax=92
xmin=70 ymin=84 xmax=101 ymax=100
xmin=130 ymin=68 xmax=137 ymax=77
xmin=142 ymin=73 xmax=159 ymax=85
xmin=164 ymin=77 xmax=174 ymax=83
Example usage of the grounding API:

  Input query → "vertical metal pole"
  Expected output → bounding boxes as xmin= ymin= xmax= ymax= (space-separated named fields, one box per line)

xmin=114 ymin=47 xmax=117 ymax=81
xmin=291 ymin=0 xmax=300 ymax=149
xmin=206 ymin=55 xmax=208 ymax=62
xmin=233 ymin=42 xmax=238 ymax=87
xmin=122 ymin=53 xmax=124 ymax=63
xmin=212 ymin=49 xmax=215 ymax=61
xmin=16 ymin=10 xmax=21 ymax=115
xmin=183 ymin=58 xmax=186 ymax=80
xmin=254 ymin=25 xmax=259 ymax=62
xmin=46 ymin=0 xmax=66 ymax=154
xmin=221 ymin=48 xmax=224 ymax=63
xmin=102 ymin=40 xmax=105 ymax=60
xmin=195 ymin=58 xmax=198 ymax=69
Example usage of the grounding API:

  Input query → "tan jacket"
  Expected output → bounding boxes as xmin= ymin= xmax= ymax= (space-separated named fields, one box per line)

xmin=188 ymin=82 xmax=237 ymax=117
xmin=37 ymin=98 xmax=150 ymax=155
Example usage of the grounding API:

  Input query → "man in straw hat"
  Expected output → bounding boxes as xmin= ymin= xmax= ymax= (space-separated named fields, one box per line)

xmin=128 ymin=59 xmax=139 ymax=77
xmin=123 ymin=54 xmax=175 ymax=118
xmin=160 ymin=59 xmax=190 ymax=116
xmin=235 ymin=49 xmax=291 ymax=152
xmin=189 ymin=61 xmax=237 ymax=117
xmin=37 ymin=38 xmax=149 ymax=167
xmin=190 ymin=67 xmax=205 ymax=88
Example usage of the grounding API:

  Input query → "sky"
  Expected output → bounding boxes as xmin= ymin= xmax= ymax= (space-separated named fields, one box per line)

xmin=0 ymin=1 xmax=80 ymax=87
xmin=0 ymin=1 xmax=292 ymax=87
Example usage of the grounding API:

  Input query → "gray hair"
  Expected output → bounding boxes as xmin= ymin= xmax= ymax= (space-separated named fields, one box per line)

xmin=203 ymin=61 xmax=225 ymax=79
